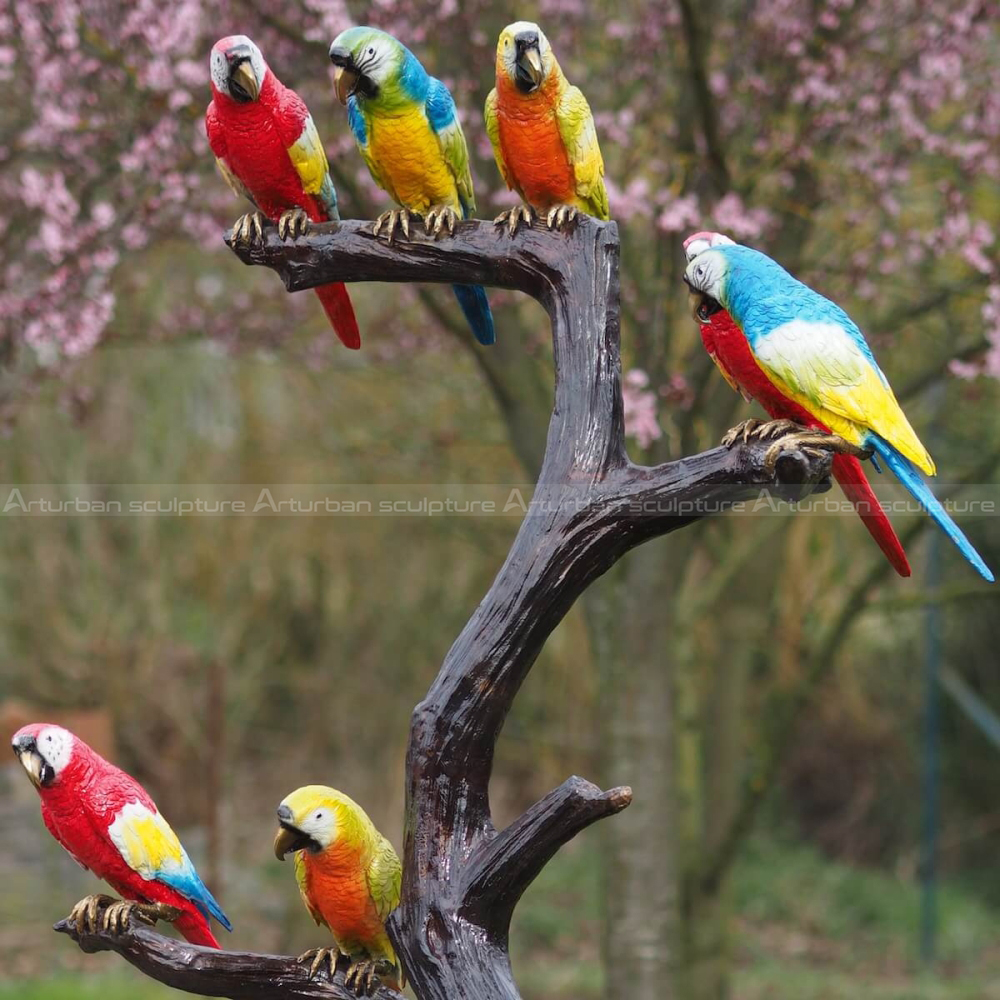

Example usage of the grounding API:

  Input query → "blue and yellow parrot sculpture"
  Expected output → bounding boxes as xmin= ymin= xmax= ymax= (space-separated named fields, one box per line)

xmin=684 ymin=242 xmax=994 ymax=582
xmin=328 ymin=27 xmax=495 ymax=346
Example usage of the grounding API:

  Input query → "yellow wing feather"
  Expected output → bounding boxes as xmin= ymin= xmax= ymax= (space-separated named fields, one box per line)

xmin=753 ymin=320 xmax=935 ymax=474
xmin=287 ymin=114 xmax=330 ymax=197
xmin=555 ymin=85 xmax=610 ymax=221
xmin=484 ymin=88 xmax=514 ymax=191
xmin=108 ymin=801 xmax=184 ymax=878
xmin=365 ymin=835 xmax=402 ymax=924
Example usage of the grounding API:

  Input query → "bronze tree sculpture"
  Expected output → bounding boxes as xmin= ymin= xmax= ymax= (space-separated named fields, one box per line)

xmin=57 ymin=218 xmax=837 ymax=1000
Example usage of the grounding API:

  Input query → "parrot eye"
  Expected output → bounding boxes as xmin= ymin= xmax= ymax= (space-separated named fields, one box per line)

xmin=368 ymin=46 xmax=375 ymax=55
xmin=695 ymin=264 xmax=706 ymax=279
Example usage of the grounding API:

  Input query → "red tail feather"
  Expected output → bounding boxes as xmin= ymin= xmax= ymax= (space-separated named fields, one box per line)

xmin=315 ymin=282 xmax=360 ymax=350
xmin=175 ymin=912 xmax=222 ymax=948
xmin=832 ymin=454 xmax=911 ymax=577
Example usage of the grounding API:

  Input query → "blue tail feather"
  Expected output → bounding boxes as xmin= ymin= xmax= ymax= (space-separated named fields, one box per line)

xmin=452 ymin=284 xmax=495 ymax=346
xmin=160 ymin=861 xmax=233 ymax=931
xmin=870 ymin=434 xmax=993 ymax=582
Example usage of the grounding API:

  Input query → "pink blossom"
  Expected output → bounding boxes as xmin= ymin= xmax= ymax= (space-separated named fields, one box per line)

xmin=623 ymin=369 xmax=663 ymax=449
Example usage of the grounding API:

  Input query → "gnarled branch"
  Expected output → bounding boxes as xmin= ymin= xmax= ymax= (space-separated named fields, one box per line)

xmin=59 ymin=217 xmax=836 ymax=1000
xmin=54 ymin=918 xmax=401 ymax=1000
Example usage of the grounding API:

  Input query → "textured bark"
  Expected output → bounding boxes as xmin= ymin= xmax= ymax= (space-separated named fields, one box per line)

xmin=58 ymin=217 xmax=837 ymax=1000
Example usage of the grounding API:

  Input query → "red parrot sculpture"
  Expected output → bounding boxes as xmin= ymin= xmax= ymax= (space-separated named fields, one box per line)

xmin=684 ymin=231 xmax=911 ymax=577
xmin=206 ymin=34 xmax=361 ymax=349
xmin=12 ymin=723 xmax=231 ymax=947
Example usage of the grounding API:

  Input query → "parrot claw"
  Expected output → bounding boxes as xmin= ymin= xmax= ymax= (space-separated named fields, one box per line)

xmin=278 ymin=208 xmax=310 ymax=241
xmin=755 ymin=418 xmax=805 ymax=441
xmin=721 ymin=418 xmax=767 ymax=447
xmin=345 ymin=958 xmax=390 ymax=996
xmin=68 ymin=895 xmax=183 ymax=938
xmin=424 ymin=205 xmax=459 ymax=239
xmin=298 ymin=946 xmax=341 ymax=981
xmin=373 ymin=208 xmax=413 ymax=245
xmin=69 ymin=893 xmax=117 ymax=936
xmin=494 ymin=204 xmax=536 ymax=237
xmin=762 ymin=430 xmax=873 ymax=476
xmin=231 ymin=211 xmax=267 ymax=246
xmin=545 ymin=204 xmax=579 ymax=230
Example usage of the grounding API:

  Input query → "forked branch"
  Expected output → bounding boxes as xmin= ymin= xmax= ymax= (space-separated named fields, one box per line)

xmin=58 ymin=217 xmax=836 ymax=1000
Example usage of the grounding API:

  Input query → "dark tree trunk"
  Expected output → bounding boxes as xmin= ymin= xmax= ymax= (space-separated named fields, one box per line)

xmin=56 ymin=218 xmax=836 ymax=999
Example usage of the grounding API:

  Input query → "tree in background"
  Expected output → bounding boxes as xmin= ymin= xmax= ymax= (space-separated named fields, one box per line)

xmin=2 ymin=2 xmax=998 ymax=999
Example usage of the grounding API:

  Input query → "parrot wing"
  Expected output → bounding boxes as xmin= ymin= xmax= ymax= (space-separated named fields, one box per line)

xmin=365 ymin=836 xmax=402 ymax=923
xmin=426 ymin=77 xmax=476 ymax=218
xmin=215 ymin=157 xmax=257 ymax=205
xmin=293 ymin=850 xmax=327 ymax=928
xmin=751 ymin=318 xmax=935 ymax=474
xmin=484 ymin=88 xmax=514 ymax=191
xmin=284 ymin=112 xmax=341 ymax=222
xmin=555 ymin=85 xmax=609 ymax=221
xmin=107 ymin=799 xmax=232 ymax=930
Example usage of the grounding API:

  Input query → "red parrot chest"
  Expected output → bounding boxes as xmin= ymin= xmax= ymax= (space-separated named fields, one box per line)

xmin=702 ymin=312 xmax=821 ymax=428
xmin=495 ymin=74 xmax=576 ymax=210
xmin=209 ymin=84 xmax=322 ymax=222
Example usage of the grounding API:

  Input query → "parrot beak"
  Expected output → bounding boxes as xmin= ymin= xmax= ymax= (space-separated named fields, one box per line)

xmin=225 ymin=44 xmax=260 ymax=103
xmin=683 ymin=277 xmax=722 ymax=323
xmin=329 ymin=46 xmax=360 ymax=105
xmin=514 ymin=33 xmax=543 ymax=92
xmin=333 ymin=66 xmax=358 ymax=106
xmin=273 ymin=804 xmax=321 ymax=859
xmin=229 ymin=61 xmax=259 ymax=102
xmin=12 ymin=735 xmax=50 ymax=789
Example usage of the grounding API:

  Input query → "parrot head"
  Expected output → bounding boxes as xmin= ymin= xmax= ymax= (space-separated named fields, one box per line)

xmin=11 ymin=723 xmax=78 ymax=790
xmin=683 ymin=231 xmax=735 ymax=322
xmin=329 ymin=27 xmax=409 ymax=106
xmin=496 ymin=21 xmax=556 ymax=94
xmin=273 ymin=785 xmax=361 ymax=860
xmin=210 ymin=35 xmax=267 ymax=104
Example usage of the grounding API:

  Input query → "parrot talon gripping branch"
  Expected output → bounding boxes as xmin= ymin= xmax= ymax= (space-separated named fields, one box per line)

xmin=278 ymin=208 xmax=311 ymax=241
xmin=372 ymin=208 xmax=413 ymax=245
xmin=231 ymin=210 xmax=266 ymax=247
xmin=298 ymin=947 xmax=341 ymax=981
xmin=545 ymin=204 xmax=579 ymax=231
xmin=423 ymin=206 xmax=459 ymax=239
xmin=493 ymin=204 xmax=536 ymax=237
xmin=49 ymin=212 xmax=845 ymax=1000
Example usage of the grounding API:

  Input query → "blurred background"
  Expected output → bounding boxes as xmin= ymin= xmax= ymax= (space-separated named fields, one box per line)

xmin=1 ymin=1 xmax=999 ymax=998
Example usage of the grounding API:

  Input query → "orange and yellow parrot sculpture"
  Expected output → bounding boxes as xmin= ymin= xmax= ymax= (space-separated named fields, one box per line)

xmin=274 ymin=785 xmax=402 ymax=995
xmin=486 ymin=21 xmax=610 ymax=234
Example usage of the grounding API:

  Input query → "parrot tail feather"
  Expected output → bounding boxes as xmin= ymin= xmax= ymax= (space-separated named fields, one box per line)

xmin=174 ymin=911 xmax=222 ymax=949
xmin=452 ymin=284 xmax=495 ymax=346
xmin=870 ymin=434 xmax=994 ymax=582
xmin=832 ymin=454 xmax=911 ymax=577
xmin=315 ymin=282 xmax=361 ymax=350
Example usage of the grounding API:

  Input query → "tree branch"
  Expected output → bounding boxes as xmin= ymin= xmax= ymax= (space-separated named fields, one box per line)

xmin=463 ymin=777 xmax=632 ymax=934
xmin=53 ymin=919 xmax=400 ymax=1000
xmin=59 ymin=217 xmax=841 ymax=1000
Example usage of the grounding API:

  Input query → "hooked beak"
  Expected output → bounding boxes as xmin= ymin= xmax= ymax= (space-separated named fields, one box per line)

xmin=226 ymin=45 xmax=259 ymax=102
xmin=273 ymin=804 xmax=320 ymax=860
xmin=514 ymin=34 xmax=543 ymax=92
xmin=12 ymin=735 xmax=49 ymax=789
xmin=683 ymin=276 xmax=723 ymax=323
xmin=329 ymin=45 xmax=360 ymax=105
